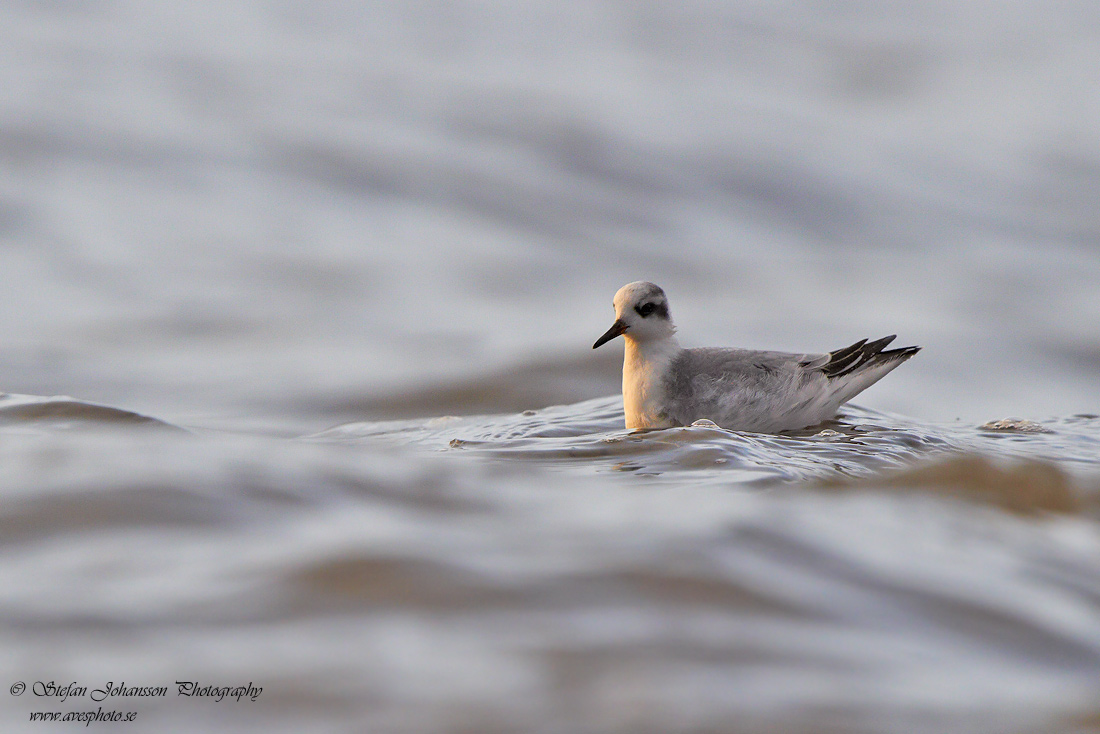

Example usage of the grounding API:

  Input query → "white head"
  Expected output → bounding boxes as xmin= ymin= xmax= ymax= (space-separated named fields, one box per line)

xmin=592 ymin=281 xmax=677 ymax=349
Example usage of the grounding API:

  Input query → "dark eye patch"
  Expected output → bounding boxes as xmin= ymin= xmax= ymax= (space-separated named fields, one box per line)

xmin=635 ymin=302 xmax=662 ymax=318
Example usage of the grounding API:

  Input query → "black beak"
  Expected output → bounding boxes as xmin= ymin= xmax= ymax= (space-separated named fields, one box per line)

xmin=592 ymin=319 xmax=627 ymax=349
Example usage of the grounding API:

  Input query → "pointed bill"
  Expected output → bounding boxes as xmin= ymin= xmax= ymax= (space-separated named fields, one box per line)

xmin=592 ymin=319 xmax=627 ymax=349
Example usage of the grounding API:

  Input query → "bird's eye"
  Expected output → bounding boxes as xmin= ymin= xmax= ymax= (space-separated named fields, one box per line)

xmin=636 ymin=302 xmax=656 ymax=318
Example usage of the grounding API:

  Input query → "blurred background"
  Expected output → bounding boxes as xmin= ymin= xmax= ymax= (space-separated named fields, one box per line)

xmin=1 ymin=0 xmax=1098 ymax=433
xmin=2 ymin=3 xmax=1100 ymax=734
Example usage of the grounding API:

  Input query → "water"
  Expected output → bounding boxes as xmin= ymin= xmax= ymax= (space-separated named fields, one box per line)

xmin=2 ymin=2 xmax=1100 ymax=733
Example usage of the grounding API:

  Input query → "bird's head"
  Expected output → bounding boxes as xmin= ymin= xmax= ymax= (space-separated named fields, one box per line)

xmin=593 ymin=281 xmax=676 ymax=349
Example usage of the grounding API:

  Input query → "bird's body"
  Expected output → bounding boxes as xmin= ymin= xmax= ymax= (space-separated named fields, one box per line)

xmin=593 ymin=282 xmax=920 ymax=432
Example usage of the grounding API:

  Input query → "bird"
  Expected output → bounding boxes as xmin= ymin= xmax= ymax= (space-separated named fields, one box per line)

xmin=592 ymin=281 xmax=920 ymax=432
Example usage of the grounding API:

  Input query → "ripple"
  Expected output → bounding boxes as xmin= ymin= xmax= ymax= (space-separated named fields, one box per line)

xmin=0 ymin=392 xmax=185 ymax=432
xmin=316 ymin=398 xmax=965 ymax=484
xmin=820 ymin=454 xmax=1093 ymax=516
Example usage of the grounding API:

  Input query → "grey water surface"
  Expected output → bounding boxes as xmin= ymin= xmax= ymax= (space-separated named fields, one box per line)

xmin=2 ymin=2 xmax=1100 ymax=733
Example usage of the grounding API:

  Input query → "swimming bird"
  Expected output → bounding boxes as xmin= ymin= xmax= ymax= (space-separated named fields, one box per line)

xmin=592 ymin=281 xmax=920 ymax=432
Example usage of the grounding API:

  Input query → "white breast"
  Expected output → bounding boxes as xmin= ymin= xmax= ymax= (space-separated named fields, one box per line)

xmin=621 ymin=337 xmax=681 ymax=429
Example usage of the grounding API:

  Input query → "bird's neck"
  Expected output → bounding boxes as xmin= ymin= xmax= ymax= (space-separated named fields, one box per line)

xmin=622 ymin=334 xmax=681 ymax=429
xmin=623 ymin=334 xmax=681 ymax=371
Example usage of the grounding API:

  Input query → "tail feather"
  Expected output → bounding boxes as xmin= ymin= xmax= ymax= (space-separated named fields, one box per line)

xmin=819 ymin=338 xmax=868 ymax=376
xmin=819 ymin=335 xmax=920 ymax=379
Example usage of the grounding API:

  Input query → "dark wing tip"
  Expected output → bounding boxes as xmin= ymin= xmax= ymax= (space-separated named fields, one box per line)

xmin=882 ymin=345 xmax=921 ymax=360
xmin=820 ymin=336 xmax=919 ymax=378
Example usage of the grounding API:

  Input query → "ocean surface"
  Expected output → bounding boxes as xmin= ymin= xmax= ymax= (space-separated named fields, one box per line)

xmin=2 ymin=2 xmax=1099 ymax=733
